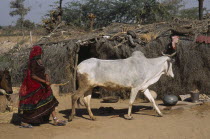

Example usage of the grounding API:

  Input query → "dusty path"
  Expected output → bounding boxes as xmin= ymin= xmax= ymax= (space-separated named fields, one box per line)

xmin=0 ymin=94 xmax=210 ymax=139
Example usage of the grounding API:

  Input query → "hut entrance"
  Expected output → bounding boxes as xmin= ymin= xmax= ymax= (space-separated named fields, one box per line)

xmin=76 ymin=44 xmax=103 ymax=98
xmin=75 ymin=45 xmax=98 ymax=97
xmin=78 ymin=45 xmax=96 ymax=64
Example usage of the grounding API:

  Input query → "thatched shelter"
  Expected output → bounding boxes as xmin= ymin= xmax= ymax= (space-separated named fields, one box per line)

xmin=1 ymin=19 xmax=210 ymax=99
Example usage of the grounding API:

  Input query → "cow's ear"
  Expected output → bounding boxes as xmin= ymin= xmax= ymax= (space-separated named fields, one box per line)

xmin=170 ymin=58 xmax=175 ymax=63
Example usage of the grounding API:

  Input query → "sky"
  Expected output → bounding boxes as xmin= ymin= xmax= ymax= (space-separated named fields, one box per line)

xmin=0 ymin=0 xmax=68 ymax=26
xmin=0 ymin=0 xmax=210 ymax=26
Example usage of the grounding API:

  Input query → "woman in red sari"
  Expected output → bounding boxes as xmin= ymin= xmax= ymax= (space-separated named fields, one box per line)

xmin=19 ymin=45 xmax=66 ymax=128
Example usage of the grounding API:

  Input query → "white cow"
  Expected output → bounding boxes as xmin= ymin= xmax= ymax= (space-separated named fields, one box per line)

xmin=69 ymin=51 xmax=174 ymax=121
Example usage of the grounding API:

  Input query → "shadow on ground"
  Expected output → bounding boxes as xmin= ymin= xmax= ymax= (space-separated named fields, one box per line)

xmin=59 ymin=105 xmax=156 ymax=120
xmin=10 ymin=113 xmax=21 ymax=125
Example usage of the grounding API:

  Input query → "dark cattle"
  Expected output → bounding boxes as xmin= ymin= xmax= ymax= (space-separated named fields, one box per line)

xmin=0 ymin=69 xmax=13 ymax=95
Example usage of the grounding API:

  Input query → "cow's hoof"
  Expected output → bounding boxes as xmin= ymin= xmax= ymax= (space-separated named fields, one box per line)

xmin=90 ymin=116 xmax=96 ymax=121
xmin=68 ymin=117 xmax=73 ymax=122
xmin=125 ymin=115 xmax=134 ymax=120
xmin=157 ymin=113 xmax=163 ymax=117
xmin=128 ymin=117 xmax=134 ymax=120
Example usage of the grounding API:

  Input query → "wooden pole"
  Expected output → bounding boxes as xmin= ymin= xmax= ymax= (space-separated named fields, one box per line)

xmin=0 ymin=95 xmax=7 ymax=113
xmin=90 ymin=19 xmax=94 ymax=32
xmin=73 ymin=45 xmax=80 ymax=91
xmin=30 ymin=31 xmax=33 ymax=45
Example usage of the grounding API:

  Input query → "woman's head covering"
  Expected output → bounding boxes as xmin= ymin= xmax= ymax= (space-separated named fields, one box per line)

xmin=29 ymin=45 xmax=43 ymax=60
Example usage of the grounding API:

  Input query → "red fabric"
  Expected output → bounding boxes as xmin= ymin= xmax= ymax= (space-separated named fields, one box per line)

xmin=196 ymin=35 xmax=210 ymax=44
xmin=19 ymin=46 xmax=52 ymax=110
xmin=29 ymin=45 xmax=43 ymax=60
xmin=19 ymin=69 xmax=41 ymax=97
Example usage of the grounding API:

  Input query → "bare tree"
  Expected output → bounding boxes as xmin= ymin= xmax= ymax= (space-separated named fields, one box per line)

xmin=198 ymin=0 xmax=204 ymax=20
xmin=58 ymin=0 xmax=63 ymax=23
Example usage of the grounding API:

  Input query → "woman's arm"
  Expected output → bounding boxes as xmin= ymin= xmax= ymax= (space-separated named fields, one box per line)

xmin=37 ymin=59 xmax=50 ymax=82
xmin=31 ymin=75 xmax=51 ymax=86
xmin=30 ymin=60 xmax=51 ymax=86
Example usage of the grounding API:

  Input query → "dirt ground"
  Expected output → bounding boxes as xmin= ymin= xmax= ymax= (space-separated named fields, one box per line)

xmin=0 ymin=94 xmax=210 ymax=139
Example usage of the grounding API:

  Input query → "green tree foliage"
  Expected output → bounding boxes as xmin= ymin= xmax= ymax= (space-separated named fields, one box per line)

xmin=179 ymin=7 xmax=199 ymax=19
xmin=62 ymin=1 xmax=86 ymax=27
xmin=10 ymin=0 xmax=30 ymax=17
xmin=16 ymin=19 xmax=35 ymax=29
xmin=56 ymin=0 xmax=204 ymax=28
xmin=161 ymin=0 xmax=184 ymax=15
xmin=62 ymin=0 xmax=171 ymax=28
xmin=9 ymin=0 xmax=30 ymax=30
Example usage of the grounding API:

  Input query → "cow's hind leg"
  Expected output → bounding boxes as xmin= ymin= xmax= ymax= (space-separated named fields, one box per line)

xmin=69 ymin=87 xmax=89 ymax=122
xmin=83 ymin=89 xmax=96 ymax=120
xmin=127 ymin=88 xmax=139 ymax=120
xmin=143 ymin=89 xmax=163 ymax=117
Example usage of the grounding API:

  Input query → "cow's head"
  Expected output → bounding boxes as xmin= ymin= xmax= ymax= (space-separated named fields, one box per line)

xmin=165 ymin=59 xmax=174 ymax=78
xmin=162 ymin=35 xmax=179 ymax=56
xmin=0 ymin=69 xmax=13 ymax=94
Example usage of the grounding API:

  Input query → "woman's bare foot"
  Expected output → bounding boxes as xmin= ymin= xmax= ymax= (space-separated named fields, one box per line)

xmin=53 ymin=117 xmax=66 ymax=126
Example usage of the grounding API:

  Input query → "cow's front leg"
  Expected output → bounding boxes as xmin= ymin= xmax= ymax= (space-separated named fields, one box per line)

xmin=127 ymin=88 xmax=139 ymax=120
xmin=144 ymin=89 xmax=163 ymax=117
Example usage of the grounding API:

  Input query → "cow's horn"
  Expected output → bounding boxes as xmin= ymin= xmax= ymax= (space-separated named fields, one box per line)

xmin=161 ymin=51 xmax=176 ymax=57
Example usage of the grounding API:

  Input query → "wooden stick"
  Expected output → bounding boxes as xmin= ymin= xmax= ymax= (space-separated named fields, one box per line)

xmin=30 ymin=31 xmax=33 ymax=45
xmin=110 ymin=32 xmax=126 ymax=40
xmin=51 ymin=81 xmax=69 ymax=86
xmin=73 ymin=45 xmax=80 ymax=91
xmin=36 ymin=22 xmax=63 ymax=45
xmin=110 ymin=115 xmax=120 ymax=118
xmin=114 ymin=39 xmax=128 ymax=48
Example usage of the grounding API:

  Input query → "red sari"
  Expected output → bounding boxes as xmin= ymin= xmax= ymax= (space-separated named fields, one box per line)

xmin=19 ymin=46 xmax=58 ymax=124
